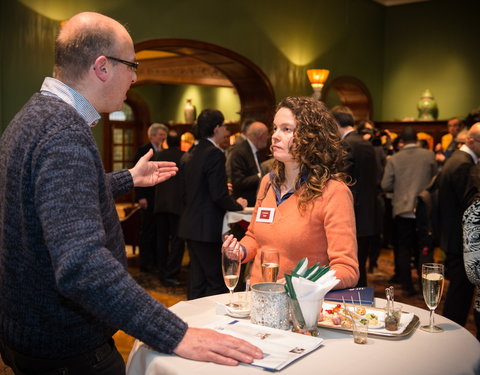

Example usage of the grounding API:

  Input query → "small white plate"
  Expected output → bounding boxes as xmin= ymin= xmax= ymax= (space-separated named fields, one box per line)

xmin=225 ymin=305 xmax=250 ymax=318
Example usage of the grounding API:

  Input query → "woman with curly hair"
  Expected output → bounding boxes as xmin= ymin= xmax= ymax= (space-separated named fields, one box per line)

xmin=223 ymin=96 xmax=359 ymax=288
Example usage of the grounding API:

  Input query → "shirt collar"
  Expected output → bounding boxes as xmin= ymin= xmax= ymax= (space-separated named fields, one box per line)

xmin=206 ymin=137 xmax=220 ymax=148
xmin=460 ymin=144 xmax=479 ymax=164
xmin=270 ymin=172 xmax=307 ymax=204
xmin=246 ymin=138 xmax=258 ymax=153
xmin=40 ymin=77 xmax=100 ymax=127
xmin=341 ymin=128 xmax=355 ymax=139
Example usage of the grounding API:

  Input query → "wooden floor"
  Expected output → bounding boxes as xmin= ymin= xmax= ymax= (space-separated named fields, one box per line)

xmin=1 ymin=247 xmax=477 ymax=374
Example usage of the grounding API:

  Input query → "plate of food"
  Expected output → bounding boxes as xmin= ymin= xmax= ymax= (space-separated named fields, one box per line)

xmin=320 ymin=303 xmax=384 ymax=329
xmin=317 ymin=302 xmax=419 ymax=338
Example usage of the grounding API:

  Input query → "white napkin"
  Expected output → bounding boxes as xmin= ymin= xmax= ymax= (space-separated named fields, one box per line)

xmin=292 ymin=269 xmax=340 ymax=328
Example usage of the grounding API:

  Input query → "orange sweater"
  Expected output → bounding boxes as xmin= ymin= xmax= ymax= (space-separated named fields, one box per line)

xmin=241 ymin=176 xmax=359 ymax=289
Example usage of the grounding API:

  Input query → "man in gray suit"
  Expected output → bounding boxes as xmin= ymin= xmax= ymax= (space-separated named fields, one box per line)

xmin=381 ymin=127 xmax=437 ymax=297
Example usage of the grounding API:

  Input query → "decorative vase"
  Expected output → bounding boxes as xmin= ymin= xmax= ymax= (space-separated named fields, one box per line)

xmin=183 ymin=99 xmax=197 ymax=123
xmin=417 ymin=89 xmax=438 ymax=121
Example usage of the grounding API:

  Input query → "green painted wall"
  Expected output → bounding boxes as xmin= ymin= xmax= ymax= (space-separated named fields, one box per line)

xmin=1 ymin=0 xmax=479 ymax=140
xmin=382 ymin=0 xmax=480 ymax=121
xmin=131 ymin=84 xmax=240 ymax=124
xmin=0 ymin=1 xmax=57 ymax=132
xmin=0 ymin=0 xmax=384 ymax=136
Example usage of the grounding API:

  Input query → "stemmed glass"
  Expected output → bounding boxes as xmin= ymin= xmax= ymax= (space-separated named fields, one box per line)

xmin=420 ymin=263 xmax=445 ymax=333
xmin=261 ymin=249 xmax=280 ymax=282
xmin=222 ymin=247 xmax=241 ymax=308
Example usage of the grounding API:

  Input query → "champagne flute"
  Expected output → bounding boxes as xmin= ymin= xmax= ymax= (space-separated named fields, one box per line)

xmin=222 ymin=247 xmax=241 ymax=308
xmin=420 ymin=263 xmax=445 ymax=333
xmin=261 ymin=249 xmax=279 ymax=282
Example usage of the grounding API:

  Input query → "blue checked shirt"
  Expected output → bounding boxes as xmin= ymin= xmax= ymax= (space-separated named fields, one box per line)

xmin=40 ymin=77 xmax=100 ymax=127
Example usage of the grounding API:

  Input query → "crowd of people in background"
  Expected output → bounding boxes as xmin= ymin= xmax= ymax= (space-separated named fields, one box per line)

xmin=4 ymin=10 xmax=478 ymax=375
xmin=134 ymin=102 xmax=480 ymax=342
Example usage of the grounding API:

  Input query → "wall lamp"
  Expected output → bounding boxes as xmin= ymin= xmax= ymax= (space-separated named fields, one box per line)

xmin=307 ymin=69 xmax=330 ymax=100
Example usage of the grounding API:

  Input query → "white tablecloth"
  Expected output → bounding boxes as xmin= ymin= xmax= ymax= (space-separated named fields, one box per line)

xmin=126 ymin=294 xmax=480 ymax=375
xmin=222 ymin=209 xmax=253 ymax=235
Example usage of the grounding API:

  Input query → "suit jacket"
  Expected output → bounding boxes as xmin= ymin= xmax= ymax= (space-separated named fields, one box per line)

xmin=226 ymin=140 xmax=261 ymax=206
xmin=381 ymin=145 xmax=437 ymax=218
xmin=152 ymin=147 xmax=185 ymax=216
xmin=437 ymin=149 xmax=475 ymax=255
xmin=133 ymin=142 xmax=156 ymax=210
xmin=343 ymin=131 xmax=378 ymax=237
xmin=178 ymin=138 xmax=243 ymax=242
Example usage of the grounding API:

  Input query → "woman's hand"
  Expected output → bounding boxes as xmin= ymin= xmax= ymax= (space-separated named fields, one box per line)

xmin=223 ymin=234 xmax=247 ymax=262
xmin=222 ymin=234 xmax=240 ymax=252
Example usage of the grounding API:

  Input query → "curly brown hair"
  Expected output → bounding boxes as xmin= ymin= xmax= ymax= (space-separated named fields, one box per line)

xmin=262 ymin=96 xmax=348 ymax=210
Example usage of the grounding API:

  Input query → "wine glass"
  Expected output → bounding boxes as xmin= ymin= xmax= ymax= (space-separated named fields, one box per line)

xmin=420 ymin=263 xmax=445 ymax=333
xmin=222 ymin=247 xmax=241 ymax=308
xmin=261 ymin=249 xmax=279 ymax=282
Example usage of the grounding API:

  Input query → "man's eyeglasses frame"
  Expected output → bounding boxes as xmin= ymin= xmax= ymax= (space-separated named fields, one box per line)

xmin=106 ymin=56 xmax=139 ymax=72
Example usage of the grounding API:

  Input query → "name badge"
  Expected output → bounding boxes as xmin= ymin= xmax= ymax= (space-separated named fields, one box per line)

xmin=256 ymin=207 xmax=275 ymax=223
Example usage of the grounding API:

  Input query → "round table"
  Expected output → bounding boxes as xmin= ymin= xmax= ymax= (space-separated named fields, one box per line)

xmin=126 ymin=294 xmax=480 ymax=375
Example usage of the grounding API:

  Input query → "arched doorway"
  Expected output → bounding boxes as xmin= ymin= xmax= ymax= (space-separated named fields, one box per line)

xmin=323 ymin=76 xmax=373 ymax=121
xmin=102 ymin=38 xmax=276 ymax=191
xmin=133 ymin=38 xmax=276 ymax=126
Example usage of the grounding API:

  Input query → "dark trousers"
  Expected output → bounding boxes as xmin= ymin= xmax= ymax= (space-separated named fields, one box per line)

xmin=187 ymin=240 xmax=228 ymax=300
xmin=156 ymin=212 xmax=185 ymax=281
xmin=443 ymin=253 xmax=475 ymax=326
xmin=0 ymin=338 xmax=125 ymax=375
xmin=395 ymin=216 xmax=417 ymax=290
xmin=357 ymin=235 xmax=375 ymax=287
xmin=368 ymin=234 xmax=383 ymax=271
xmin=139 ymin=208 xmax=157 ymax=272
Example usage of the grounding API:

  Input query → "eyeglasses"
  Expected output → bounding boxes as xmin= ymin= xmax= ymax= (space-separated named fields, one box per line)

xmin=106 ymin=56 xmax=139 ymax=72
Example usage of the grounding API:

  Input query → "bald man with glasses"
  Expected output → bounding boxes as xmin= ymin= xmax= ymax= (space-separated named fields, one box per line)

xmin=0 ymin=11 xmax=261 ymax=375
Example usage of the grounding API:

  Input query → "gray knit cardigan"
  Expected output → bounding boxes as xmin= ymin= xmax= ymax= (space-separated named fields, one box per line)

xmin=0 ymin=93 xmax=187 ymax=358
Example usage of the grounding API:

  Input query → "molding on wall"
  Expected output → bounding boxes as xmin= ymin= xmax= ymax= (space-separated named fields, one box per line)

xmin=136 ymin=55 xmax=232 ymax=87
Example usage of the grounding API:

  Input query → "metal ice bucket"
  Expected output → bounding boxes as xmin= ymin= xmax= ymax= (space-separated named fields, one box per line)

xmin=250 ymin=282 xmax=290 ymax=330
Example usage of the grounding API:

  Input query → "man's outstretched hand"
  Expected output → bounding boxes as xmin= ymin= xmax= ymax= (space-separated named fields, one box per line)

xmin=129 ymin=149 xmax=178 ymax=187
xmin=173 ymin=327 xmax=263 ymax=366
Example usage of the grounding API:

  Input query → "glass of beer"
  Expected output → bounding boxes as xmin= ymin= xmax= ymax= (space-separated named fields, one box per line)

xmin=420 ymin=263 xmax=445 ymax=333
xmin=261 ymin=249 xmax=280 ymax=282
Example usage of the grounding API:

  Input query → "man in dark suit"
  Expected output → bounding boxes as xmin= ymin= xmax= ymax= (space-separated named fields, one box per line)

xmin=227 ymin=121 xmax=269 ymax=207
xmin=179 ymin=109 xmax=247 ymax=299
xmin=133 ymin=123 xmax=168 ymax=273
xmin=152 ymin=131 xmax=185 ymax=287
xmin=439 ymin=123 xmax=480 ymax=327
xmin=332 ymin=106 xmax=377 ymax=287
